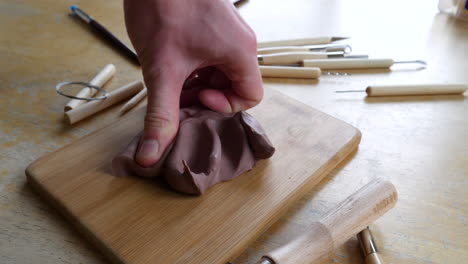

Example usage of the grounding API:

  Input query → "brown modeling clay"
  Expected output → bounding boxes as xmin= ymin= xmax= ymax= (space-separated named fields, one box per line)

xmin=112 ymin=107 xmax=275 ymax=195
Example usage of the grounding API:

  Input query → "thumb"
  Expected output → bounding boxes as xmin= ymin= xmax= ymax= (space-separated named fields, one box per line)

xmin=136 ymin=67 xmax=185 ymax=167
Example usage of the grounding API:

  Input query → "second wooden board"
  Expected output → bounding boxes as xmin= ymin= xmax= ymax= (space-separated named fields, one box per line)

xmin=26 ymin=87 xmax=361 ymax=264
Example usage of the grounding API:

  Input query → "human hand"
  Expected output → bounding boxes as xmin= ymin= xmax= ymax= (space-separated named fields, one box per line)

xmin=124 ymin=0 xmax=263 ymax=167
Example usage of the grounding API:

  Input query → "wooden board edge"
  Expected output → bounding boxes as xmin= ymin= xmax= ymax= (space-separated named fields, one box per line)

xmin=25 ymin=170 xmax=124 ymax=264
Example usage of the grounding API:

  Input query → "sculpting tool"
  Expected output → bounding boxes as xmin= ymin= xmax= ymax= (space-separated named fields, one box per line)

xmin=303 ymin=58 xmax=427 ymax=69
xmin=229 ymin=178 xmax=397 ymax=264
xmin=257 ymin=44 xmax=352 ymax=55
xmin=66 ymin=80 xmax=144 ymax=124
xmin=258 ymin=52 xmax=367 ymax=65
xmin=70 ymin=5 xmax=139 ymax=65
xmin=336 ymin=84 xmax=468 ymax=97
xmin=260 ymin=66 xmax=322 ymax=78
xmin=258 ymin=36 xmax=349 ymax=48
xmin=232 ymin=0 xmax=247 ymax=6
xmin=118 ymin=87 xmax=147 ymax=115
xmin=259 ymin=66 xmax=348 ymax=79
xmin=64 ymin=64 xmax=116 ymax=111
xmin=357 ymin=227 xmax=386 ymax=264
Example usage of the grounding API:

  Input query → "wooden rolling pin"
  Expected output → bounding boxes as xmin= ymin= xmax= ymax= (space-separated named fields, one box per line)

xmin=65 ymin=80 xmax=144 ymax=124
xmin=64 ymin=64 xmax=116 ymax=111
xmin=253 ymin=178 xmax=397 ymax=264
xmin=258 ymin=36 xmax=348 ymax=48
xmin=303 ymin=58 xmax=426 ymax=69
xmin=336 ymin=84 xmax=468 ymax=97
xmin=259 ymin=66 xmax=321 ymax=79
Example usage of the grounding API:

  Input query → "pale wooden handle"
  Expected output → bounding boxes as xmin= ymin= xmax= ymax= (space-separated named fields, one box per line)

xmin=259 ymin=66 xmax=321 ymax=79
xmin=366 ymin=84 xmax=468 ymax=96
xmin=260 ymin=52 xmax=328 ymax=65
xmin=265 ymin=179 xmax=397 ymax=264
xmin=64 ymin=64 xmax=116 ymax=111
xmin=303 ymin=58 xmax=394 ymax=69
xmin=118 ymin=87 xmax=148 ymax=115
xmin=258 ymin=37 xmax=331 ymax=48
xmin=258 ymin=46 xmax=310 ymax=55
xmin=65 ymin=80 xmax=144 ymax=124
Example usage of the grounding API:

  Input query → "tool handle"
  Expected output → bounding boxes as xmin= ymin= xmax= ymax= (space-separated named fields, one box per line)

xmin=119 ymin=87 xmax=148 ymax=115
xmin=366 ymin=84 xmax=468 ymax=96
xmin=259 ymin=66 xmax=321 ymax=79
xmin=258 ymin=46 xmax=311 ymax=55
xmin=260 ymin=52 xmax=328 ymax=65
xmin=64 ymin=64 xmax=116 ymax=111
xmin=65 ymin=80 xmax=144 ymax=124
xmin=303 ymin=58 xmax=394 ymax=69
xmin=264 ymin=179 xmax=397 ymax=264
xmin=258 ymin=37 xmax=332 ymax=48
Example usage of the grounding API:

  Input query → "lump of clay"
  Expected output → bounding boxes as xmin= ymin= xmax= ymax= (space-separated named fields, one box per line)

xmin=112 ymin=107 xmax=275 ymax=195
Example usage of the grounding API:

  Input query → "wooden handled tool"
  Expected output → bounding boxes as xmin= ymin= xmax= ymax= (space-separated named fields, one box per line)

xmin=258 ymin=52 xmax=331 ymax=65
xmin=253 ymin=178 xmax=397 ymax=264
xmin=64 ymin=64 xmax=116 ymax=111
xmin=303 ymin=58 xmax=426 ymax=69
xmin=259 ymin=66 xmax=321 ymax=79
xmin=65 ymin=80 xmax=144 ymax=124
xmin=118 ymin=87 xmax=147 ymax=115
xmin=258 ymin=36 xmax=348 ymax=48
xmin=258 ymin=52 xmax=366 ymax=65
xmin=257 ymin=44 xmax=351 ymax=55
xmin=336 ymin=84 xmax=468 ymax=96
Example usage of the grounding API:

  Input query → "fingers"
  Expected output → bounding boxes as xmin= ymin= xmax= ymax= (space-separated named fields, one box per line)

xmin=199 ymin=34 xmax=263 ymax=113
xmin=136 ymin=61 xmax=188 ymax=167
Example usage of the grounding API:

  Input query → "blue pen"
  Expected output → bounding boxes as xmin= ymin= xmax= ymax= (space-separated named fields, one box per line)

xmin=70 ymin=5 xmax=139 ymax=65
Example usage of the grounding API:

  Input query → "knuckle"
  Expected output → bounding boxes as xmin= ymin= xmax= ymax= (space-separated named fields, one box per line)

xmin=244 ymin=29 xmax=258 ymax=53
xmin=144 ymin=106 xmax=176 ymax=131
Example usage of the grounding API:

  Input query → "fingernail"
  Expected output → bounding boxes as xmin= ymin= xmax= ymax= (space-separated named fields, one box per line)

xmin=136 ymin=139 xmax=159 ymax=165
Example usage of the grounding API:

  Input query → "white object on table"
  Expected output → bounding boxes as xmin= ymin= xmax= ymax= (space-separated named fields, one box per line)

xmin=65 ymin=80 xmax=144 ymax=124
xmin=259 ymin=66 xmax=321 ymax=79
xmin=303 ymin=58 xmax=426 ymax=69
xmin=64 ymin=64 xmax=116 ymax=111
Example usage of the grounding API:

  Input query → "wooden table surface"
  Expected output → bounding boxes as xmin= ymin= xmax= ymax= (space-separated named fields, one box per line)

xmin=1 ymin=0 xmax=467 ymax=263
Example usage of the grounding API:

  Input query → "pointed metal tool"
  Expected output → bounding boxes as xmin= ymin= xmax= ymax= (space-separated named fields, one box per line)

xmin=258 ymin=36 xmax=350 ymax=48
xmin=336 ymin=84 xmax=468 ymax=96
xmin=303 ymin=58 xmax=427 ymax=69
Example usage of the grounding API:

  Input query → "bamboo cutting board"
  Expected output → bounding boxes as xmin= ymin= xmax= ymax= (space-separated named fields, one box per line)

xmin=26 ymin=88 xmax=360 ymax=264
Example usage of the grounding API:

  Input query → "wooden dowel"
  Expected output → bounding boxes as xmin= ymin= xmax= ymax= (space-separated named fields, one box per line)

xmin=264 ymin=178 xmax=397 ymax=264
xmin=303 ymin=58 xmax=394 ymax=69
xmin=259 ymin=52 xmax=329 ymax=65
xmin=258 ymin=46 xmax=311 ymax=55
xmin=366 ymin=84 xmax=468 ymax=96
xmin=64 ymin=64 xmax=116 ymax=111
xmin=259 ymin=66 xmax=321 ymax=79
xmin=118 ymin=87 xmax=147 ymax=115
xmin=258 ymin=37 xmax=333 ymax=48
xmin=65 ymin=80 xmax=144 ymax=124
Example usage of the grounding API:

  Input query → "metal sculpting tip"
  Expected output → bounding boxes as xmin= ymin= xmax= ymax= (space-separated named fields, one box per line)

xmin=331 ymin=36 xmax=350 ymax=42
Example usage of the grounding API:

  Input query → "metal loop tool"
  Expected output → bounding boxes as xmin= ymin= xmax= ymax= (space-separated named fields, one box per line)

xmin=56 ymin=81 xmax=109 ymax=101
